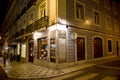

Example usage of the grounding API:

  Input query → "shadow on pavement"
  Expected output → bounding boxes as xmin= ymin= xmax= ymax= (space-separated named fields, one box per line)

xmin=0 ymin=66 xmax=8 ymax=80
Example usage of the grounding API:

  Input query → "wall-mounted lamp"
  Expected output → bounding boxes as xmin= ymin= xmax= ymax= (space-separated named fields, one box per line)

xmin=85 ymin=20 xmax=91 ymax=25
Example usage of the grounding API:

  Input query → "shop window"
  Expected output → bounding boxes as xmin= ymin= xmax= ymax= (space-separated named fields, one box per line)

xmin=38 ymin=37 xmax=48 ymax=61
xmin=50 ymin=38 xmax=56 ymax=62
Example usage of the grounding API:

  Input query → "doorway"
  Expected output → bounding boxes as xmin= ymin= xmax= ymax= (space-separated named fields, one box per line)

xmin=28 ymin=42 xmax=34 ymax=62
xmin=93 ymin=37 xmax=103 ymax=58
xmin=77 ymin=37 xmax=85 ymax=61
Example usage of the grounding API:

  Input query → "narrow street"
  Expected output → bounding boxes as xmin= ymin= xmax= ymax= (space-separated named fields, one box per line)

xmin=51 ymin=59 xmax=120 ymax=80
xmin=0 ymin=58 xmax=120 ymax=80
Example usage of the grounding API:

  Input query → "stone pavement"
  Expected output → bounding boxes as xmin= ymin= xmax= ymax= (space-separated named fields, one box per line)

xmin=4 ymin=61 xmax=64 ymax=79
xmin=1 ymin=56 xmax=120 ymax=80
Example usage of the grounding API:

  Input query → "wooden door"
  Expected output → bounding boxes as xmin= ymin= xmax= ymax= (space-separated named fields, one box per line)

xmin=28 ymin=42 xmax=34 ymax=62
xmin=77 ymin=37 xmax=85 ymax=61
xmin=94 ymin=37 xmax=103 ymax=58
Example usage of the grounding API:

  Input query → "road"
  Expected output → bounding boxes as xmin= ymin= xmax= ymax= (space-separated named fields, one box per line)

xmin=51 ymin=60 xmax=120 ymax=80
xmin=0 ymin=59 xmax=120 ymax=80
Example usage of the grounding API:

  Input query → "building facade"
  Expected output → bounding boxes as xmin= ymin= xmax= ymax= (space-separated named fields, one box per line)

xmin=2 ymin=0 xmax=120 ymax=69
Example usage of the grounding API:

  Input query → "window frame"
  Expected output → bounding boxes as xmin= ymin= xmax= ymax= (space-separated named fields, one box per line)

xmin=114 ymin=19 xmax=119 ymax=32
xmin=93 ymin=9 xmax=101 ymax=26
xmin=39 ymin=2 xmax=46 ymax=18
xmin=104 ymin=0 xmax=110 ymax=10
xmin=29 ymin=13 xmax=34 ymax=24
xmin=94 ymin=0 xmax=100 ymax=4
xmin=107 ymin=39 xmax=113 ymax=54
xmin=105 ymin=15 xmax=111 ymax=30
xmin=74 ymin=0 xmax=85 ymax=21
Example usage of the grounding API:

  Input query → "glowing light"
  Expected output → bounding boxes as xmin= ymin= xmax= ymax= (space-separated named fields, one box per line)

xmin=33 ymin=32 xmax=41 ymax=40
xmin=57 ymin=24 xmax=67 ymax=31
xmin=49 ymin=24 xmax=67 ymax=31
xmin=58 ymin=18 xmax=67 ymax=25
xmin=49 ymin=25 xmax=57 ymax=31
xmin=85 ymin=20 xmax=91 ymax=25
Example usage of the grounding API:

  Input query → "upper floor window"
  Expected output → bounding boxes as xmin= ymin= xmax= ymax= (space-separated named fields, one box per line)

xmin=113 ymin=2 xmax=118 ymax=15
xmin=30 ymin=13 xmax=34 ymax=24
xmin=94 ymin=0 xmax=100 ymax=3
xmin=75 ymin=1 xmax=84 ymax=20
xmin=93 ymin=10 xmax=100 ymax=25
xmin=104 ymin=0 xmax=110 ymax=9
xmin=106 ymin=16 xmax=111 ymax=29
xmin=23 ymin=19 xmax=26 ymax=28
xmin=114 ymin=20 xmax=119 ymax=32
xmin=40 ymin=2 xmax=46 ymax=18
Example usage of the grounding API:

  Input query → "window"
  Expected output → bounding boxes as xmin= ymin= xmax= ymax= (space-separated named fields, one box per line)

xmin=113 ymin=2 xmax=118 ymax=15
xmin=75 ymin=2 xmax=84 ymax=20
xmin=23 ymin=19 xmax=26 ymax=28
xmin=114 ymin=20 xmax=119 ymax=32
xmin=40 ymin=3 xmax=46 ymax=18
xmin=94 ymin=0 xmax=100 ymax=3
xmin=106 ymin=16 xmax=111 ymax=29
xmin=108 ymin=40 xmax=112 ymax=52
xmin=38 ymin=37 xmax=48 ymax=61
xmin=94 ymin=10 xmax=100 ymax=25
xmin=30 ymin=13 xmax=34 ymax=24
xmin=104 ymin=0 xmax=110 ymax=9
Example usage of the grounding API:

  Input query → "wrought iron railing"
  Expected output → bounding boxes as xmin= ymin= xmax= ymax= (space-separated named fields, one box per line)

xmin=35 ymin=16 xmax=49 ymax=30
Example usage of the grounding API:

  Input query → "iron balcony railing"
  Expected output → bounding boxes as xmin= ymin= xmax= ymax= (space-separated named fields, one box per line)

xmin=12 ymin=16 xmax=49 ymax=39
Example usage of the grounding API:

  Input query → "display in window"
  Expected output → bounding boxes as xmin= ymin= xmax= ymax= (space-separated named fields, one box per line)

xmin=50 ymin=38 xmax=56 ymax=62
xmin=38 ymin=38 xmax=48 ymax=61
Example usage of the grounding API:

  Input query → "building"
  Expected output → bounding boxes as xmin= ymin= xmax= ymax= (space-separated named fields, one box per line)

xmin=1 ymin=0 xmax=120 ymax=69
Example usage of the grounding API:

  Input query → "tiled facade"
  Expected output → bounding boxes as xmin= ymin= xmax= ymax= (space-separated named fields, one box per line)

xmin=2 ymin=0 xmax=120 ymax=69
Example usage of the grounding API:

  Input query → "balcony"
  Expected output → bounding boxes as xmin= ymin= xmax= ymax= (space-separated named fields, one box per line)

xmin=26 ymin=23 xmax=35 ymax=34
xmin=9 ymin=16 xmax=49 ymax=41
xmin=35 ymin=16 xmax=49 ymax=30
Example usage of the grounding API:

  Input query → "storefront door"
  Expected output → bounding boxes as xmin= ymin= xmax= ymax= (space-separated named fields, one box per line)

xmin=77 ymin=37 xmax=85 ymax=61
xmin=28 ymin=42 xmax=34 ymax=62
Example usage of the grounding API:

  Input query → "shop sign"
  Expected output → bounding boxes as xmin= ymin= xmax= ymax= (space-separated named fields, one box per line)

xmin=58 ymin=30 xmax=66 ymax=39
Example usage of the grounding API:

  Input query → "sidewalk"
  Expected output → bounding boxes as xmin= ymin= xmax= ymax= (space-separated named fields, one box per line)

xmin=5 ymin=61 xmax=64 ymax=79
xmin=2 ymin=57 xmax=120 ymax=79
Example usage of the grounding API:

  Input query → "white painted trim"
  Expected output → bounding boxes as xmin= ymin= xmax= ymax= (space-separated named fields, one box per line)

xmin=74 ymin=0 xmax=85 ymax=21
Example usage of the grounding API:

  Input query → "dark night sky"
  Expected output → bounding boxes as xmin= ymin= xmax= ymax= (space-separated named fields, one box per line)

xmin=0 ymin=0 xmax=119 ymax=27
xmin=0 ymin=0 xmax=9 ymax=27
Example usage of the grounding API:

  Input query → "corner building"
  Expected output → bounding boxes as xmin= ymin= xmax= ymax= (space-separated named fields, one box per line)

xmin=2 ymin=0 xmax=120 ymax=69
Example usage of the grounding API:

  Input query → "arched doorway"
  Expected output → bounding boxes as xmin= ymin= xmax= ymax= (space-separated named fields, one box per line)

xmin=93 ymin=37 xmax=103 ymax=58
